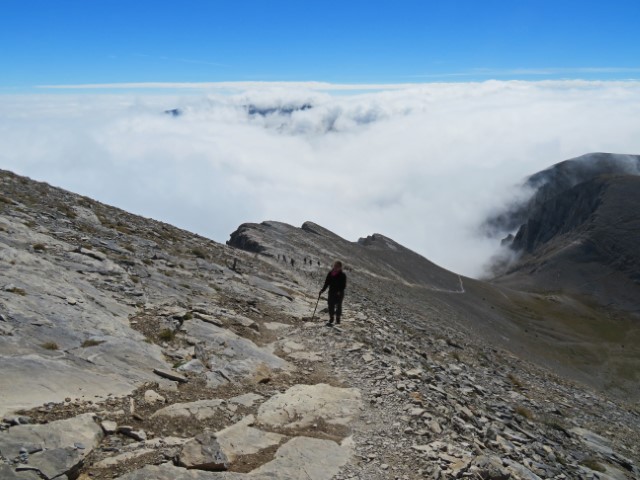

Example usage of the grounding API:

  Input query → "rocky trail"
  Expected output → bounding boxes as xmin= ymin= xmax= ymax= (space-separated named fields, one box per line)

xmin=1 ymin=170 xmax=640 ymax=479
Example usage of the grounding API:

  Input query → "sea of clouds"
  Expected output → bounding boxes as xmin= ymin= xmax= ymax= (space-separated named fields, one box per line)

xmin=2 ymin=80 xmax=640 ymax=277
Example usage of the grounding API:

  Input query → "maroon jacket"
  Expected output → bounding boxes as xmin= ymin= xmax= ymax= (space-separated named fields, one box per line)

xmin=320 ymin=271 xmax=347 ymax=297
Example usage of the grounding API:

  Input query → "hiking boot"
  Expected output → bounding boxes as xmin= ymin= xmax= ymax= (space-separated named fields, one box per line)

xmin=325 ymin=321 xmax=334 ymax=327
xmin=335 ymin=318 xmax=341 ymax=325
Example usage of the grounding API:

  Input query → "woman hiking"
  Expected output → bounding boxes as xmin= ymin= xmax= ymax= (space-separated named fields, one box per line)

xmin=319 ymin=261 xmax=347 ymax=327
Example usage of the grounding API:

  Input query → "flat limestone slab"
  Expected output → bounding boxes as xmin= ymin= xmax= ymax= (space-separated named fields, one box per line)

xmin=115 ymin=463 xmax=248 ymax=479
xmin=288 ymin=351 xmax=323 ymax=362
xmin=0 ymin=413 xmax=103 ymax=479
xmin=250 ymin=436 xmax=351 ymax=480
xmin=256 ymin=383 xmax=362 ymax=429
xmin=151 ymin=399 xmax=225 ymax=421
xmin=94 ymin=448 xmax=154 ymax=468
xmin=215 ymin=415 xmax=285 ymax=462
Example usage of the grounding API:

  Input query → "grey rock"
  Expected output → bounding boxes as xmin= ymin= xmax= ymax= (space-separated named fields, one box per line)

xmin=250 ymin=436 xmax=352 ymax=480
xmin=178 ymin=432 xmax=229 ymax=471
xmin=215 ymin=414 xmax=284 ymax=462
xmin=151 ymin=399 xmax=225 ymax=422
xmin=256 ymin=383 xmax=362 ymax=429
xmin=0 ymin=413 xmax=102 ymax=479
xmin=470 ymin=455 xmax=511 ymax=480
xmin=153 ymin=368 xmax=188 ymax=383
xmin=115 ymin=463 xmax=248 ymax=479
xmin=0 ymin=464 xmax=41 ymax=479
xmin=100 ymin=420 xmax=118 ymax=434
xmin=247 ymin=276 xmax=293 ymax=300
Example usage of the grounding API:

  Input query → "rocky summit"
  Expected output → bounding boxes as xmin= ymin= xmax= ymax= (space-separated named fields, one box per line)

xmin=1 ymin=167 xmax=640 ymax=479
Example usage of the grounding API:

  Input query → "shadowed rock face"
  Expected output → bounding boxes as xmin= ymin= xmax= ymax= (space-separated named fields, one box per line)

xmin=485 ymin=152 xmax=640 ymax=236
xmin=494 ymin=173 xmax=640 ymax=313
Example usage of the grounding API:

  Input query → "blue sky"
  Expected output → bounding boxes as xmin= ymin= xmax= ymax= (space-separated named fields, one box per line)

xmin=2 ymin=0 xmax=640 ymax=90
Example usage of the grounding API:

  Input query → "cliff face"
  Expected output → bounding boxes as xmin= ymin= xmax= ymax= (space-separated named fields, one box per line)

xmin=484 ymin=152 xmax=640 ymax=236
xmin=494 ymin=175 xmax=640 ymax=312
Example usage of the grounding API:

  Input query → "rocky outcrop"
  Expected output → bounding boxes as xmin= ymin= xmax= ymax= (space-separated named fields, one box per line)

xmin=0 ymin=414 xmax=103 ymax=479
xmin=484 ymin=152 xmax=640 ymax=235
xmin=495 ymin=175 xmax=640 ymax=312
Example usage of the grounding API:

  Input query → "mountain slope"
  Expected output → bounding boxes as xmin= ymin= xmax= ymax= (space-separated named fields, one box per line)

xmin=496 ymin=175 xmax=640 ymax=311
xmin=1 ymin=169 xmax=640 ymax=479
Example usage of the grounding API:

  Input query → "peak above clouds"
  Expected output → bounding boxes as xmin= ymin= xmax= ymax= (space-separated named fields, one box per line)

xmin=2 ymin=80 xmax=640 ymax=277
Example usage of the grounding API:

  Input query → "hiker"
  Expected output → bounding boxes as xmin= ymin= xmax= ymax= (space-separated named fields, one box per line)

xmin=319 ymin=260 xmax=347 ymax=326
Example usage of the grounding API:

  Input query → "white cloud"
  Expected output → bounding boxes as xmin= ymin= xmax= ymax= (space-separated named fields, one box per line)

xmin=2 ymin=80 xmax=640 ymax=277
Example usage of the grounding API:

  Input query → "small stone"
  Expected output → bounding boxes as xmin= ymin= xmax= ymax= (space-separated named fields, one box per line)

xmin=117 ymin=426 xmax=147 ymax=441
xmin=101 ymin=420 xmax=117 ymax=434
xmin=144 ymin=389 xmax=165 ymax=404
xmin=153 ymin=368 xmax=187 ymax=383
xmin=405 ymin=368 xmax=424 ymax=379
xmin=429 ymin=420 xmax=443 ymax=434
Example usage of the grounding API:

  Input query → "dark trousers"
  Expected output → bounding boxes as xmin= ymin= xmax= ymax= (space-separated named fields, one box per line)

xmin=328 ymin=292 xmax=343 ymax=322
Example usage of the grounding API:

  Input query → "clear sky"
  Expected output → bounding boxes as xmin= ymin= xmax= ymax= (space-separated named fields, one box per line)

xmin=2 ymin=0 xmax=640 ymax=90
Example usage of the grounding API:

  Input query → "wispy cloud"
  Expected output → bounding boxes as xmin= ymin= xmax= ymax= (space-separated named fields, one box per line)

xmin=35 ymin=78 xmax=640 ymax=92
xmin=36 ymin=81 xmax=419 ymax=91
xmin=407 ymin=67 xmax=640 ymax=79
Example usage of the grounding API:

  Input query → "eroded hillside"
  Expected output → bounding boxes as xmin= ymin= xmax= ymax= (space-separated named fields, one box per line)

xmin=1 ymin=170 xmax=639 ymax=479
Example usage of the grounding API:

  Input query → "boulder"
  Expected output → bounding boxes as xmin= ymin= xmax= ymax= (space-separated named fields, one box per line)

xmin=215 ymin=415 xmax=284 ymax=462
xmin=178 ymin=432 xmax=229 ymax=471
xmin=0 ymin=413 xmax=102 ymax=480
xmin=256 ymin=383 xmax=362 ymax=429
xmin=0 ymin=464 xmax=40 ymax=479
xmin=250 ymin=436 xmax=351 ymax=480
xmin=470 ymin=455 xmax=511 ymax=480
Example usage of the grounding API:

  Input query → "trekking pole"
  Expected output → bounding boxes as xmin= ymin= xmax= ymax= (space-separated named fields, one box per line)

xmin=310 ymin=295 xmax=320 ymax=322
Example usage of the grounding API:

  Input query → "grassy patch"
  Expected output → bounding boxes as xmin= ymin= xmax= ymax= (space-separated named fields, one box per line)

xmin=115 ymin=224 xmax=132 ymax=234
xmin=57 ymin=204 xmax=77 ymax=219
xmin=581 ymin=458 xmax=605 ymax=472
xmin=41 ymin=341 xmax=59 ymax=350
xmin=543 ymin=417 xmax=569 ymax=434
xmin=508 ymin=373 xmax=524 ymax=389
xmin=32 ymin=243 xmax=46 ymax=252
xmin=6 ymin=287 xmax=27 ymax=296
xmin=514 ymin=406 xmax=534 ymax=420
xmin=158 ymin=329 xmax=175 ymax=342
xmin=191 ymin=247 xmax=207 ymax=259
xmin=81 ymin=339 xmax=105 ymax=348
xmin=122 ymin=243 xmax=136 ymax=253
